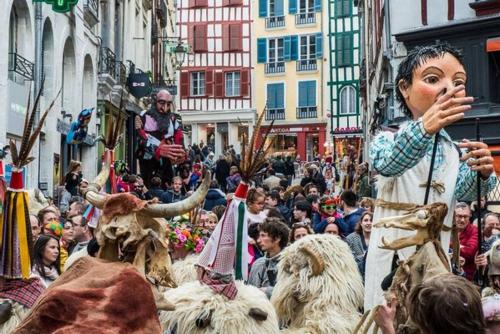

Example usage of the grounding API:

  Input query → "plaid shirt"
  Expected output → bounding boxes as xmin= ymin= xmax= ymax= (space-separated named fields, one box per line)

xmin=0 ymin=278 xmax=45 ymax=308
xmin=370 ymin=120 xmax=497 ymax=202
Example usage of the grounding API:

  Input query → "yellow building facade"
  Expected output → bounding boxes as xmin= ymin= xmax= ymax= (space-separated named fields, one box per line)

xmin=253 ymin=0 xmax=327 ymax=161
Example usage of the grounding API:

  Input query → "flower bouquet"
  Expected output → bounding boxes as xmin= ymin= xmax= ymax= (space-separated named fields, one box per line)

xmin=168 ymin=216 xmax=208 ymax=260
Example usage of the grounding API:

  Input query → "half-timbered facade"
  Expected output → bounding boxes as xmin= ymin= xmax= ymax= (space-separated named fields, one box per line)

xmin=177 ymin=0 xmax=254 ymax=155
xmin=326 ymin=0 xmax=362 ymax=161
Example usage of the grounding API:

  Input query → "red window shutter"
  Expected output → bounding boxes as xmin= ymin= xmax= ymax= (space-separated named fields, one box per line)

xmin=235 ymin=24 xmax=243 ymax=51
xmin=223 ymin=0 xmax=230 ymax=6
xmin=240 ymin=69 xmax=249 ymax=96
xmin=222 ymin=24 xmax=230 ymax=51
xmin=215 ymin=72 xmax=224 ymax=97
xmin=205 ymin=70 xmax=214 ymax=96
xmin=188 ymin=25 xmax=195 ymax=52
xmin=180 ymin=72 xmax=190 ymax=97
xmin=194 ymin=24 xmax=207 ymax=52
xmin=189 ymin=0 xmax=195 ymax=7
xmin=196 ymin=0 xmax=208 ymax=7
xmin=228 ymin=0 xmax=242 ymax=5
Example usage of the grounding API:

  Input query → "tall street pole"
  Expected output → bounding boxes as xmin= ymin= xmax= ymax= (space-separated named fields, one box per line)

xmin=35 ymin=2 xmax=43 ymax=187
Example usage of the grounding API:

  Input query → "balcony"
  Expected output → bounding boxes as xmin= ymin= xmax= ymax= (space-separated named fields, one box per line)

xmin=8 ymin=52 xmax=34 ymax=81
xmin=296 ymin=59 xmax=317 ymax=72
xmin=99 ymin=47 xmax=117 ymax=78
xmin=295 ymin=12 xmax=315 ymax=25
xmin=115 ymin=61 xmax=127 ymax=86
xmin=265 ymin=62 xmax=285 ymax=74
xmin=83 ymin=0 xmax=99 ymax=27
xmin=296 ymin=106 xmax=317 ymax=119
xmin=266 ymin=16 xmax=285 ymax=29
xmin=266 ymin=108 xmax=285 ymax=121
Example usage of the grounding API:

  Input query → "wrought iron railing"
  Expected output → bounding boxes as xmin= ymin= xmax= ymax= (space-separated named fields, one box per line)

xmin=265 ymin=61 xmax=285 ymax=74
xmin=296 ymin=59 xmax=317 ymax=72
xmin=266 ymin=108 xmax=285 ymax=121
xmin=8 ymin=52 xmax=34 ymax=81
xmin=296 ymin=106 xmax=317 ymax=119
xmin=295 ymin=12 xmax=315 ymax=25
xmin=266 ymin=16 xmax=285 ymax=29
xmin=115 ymin=61 xmax=127 ymax=86
xmin=99 ymin=47 xmax=117 ymax=78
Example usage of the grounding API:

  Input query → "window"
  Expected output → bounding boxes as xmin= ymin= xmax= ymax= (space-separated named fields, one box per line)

xmin=268 ymin=38 xmax=284 ymax=63
xmin=268 ymin=0 xmax=284 ymax=17
xmin=298 ymin=81 xmax=316 ymax=107
xmin=300 ymin=35 xmax=316 ymax=60
xmin=336 ymin=33 xmax=353 ymax=66
xmin=298 ymin=0 xmax=314 ymax=13
xmin=340 ymin=86 xmax=356 ymax=114
xmin=335 ymin=0 xmax=351 ymax=17
xmin=225 ymin=72 xmax=241 ymax=97
xmin=266 ymin=83 xmax=285 ymax=120
xmin=191 ymin=71 xmax=205 ymax=96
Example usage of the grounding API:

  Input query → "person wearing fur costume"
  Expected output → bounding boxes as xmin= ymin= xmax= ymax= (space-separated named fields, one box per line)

xmin=364 ymin=43 xmax=497 ymax=309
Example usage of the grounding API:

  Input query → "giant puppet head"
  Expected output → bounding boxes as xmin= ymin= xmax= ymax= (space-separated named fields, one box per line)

xmin=82 ymin=153 xmax=211 ymax=291
xmin=272 ymin=234 xmax=364 ymax=333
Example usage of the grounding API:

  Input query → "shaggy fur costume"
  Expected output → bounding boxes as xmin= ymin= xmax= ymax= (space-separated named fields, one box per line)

xmin=159 ymin=280 xmax=280 ymax=333
xmin=171 ymin=254 xmax=199 ymax=286
xmin=272 ymin=234 xmax=364 ymax=333
xmin=0 ymin=300 xmax=29 ymax=334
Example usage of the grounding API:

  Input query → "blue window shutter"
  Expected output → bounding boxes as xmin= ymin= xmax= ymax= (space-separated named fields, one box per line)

xmin=315 ymin=33 xmax=323 ymax=59
xmin=257 ymin=38 xmax=267 ymax=63
xmin=308 ymin=81 xmax=316 ymax=106
xmin=298 ymin=82 xmax=307 ymax=107
xmin=284 ymin=36 xmax=291 ymax=61
xmin=259 ymin=0 xmax=267 ymax=17
xmin=314 ymin=0 xmax=321 ymax=12
xmin=267 ymin=84 xmax=275 ymax=108
xmin=289 ymin=0 xmax=297 ymax=14
xmin=277 ymin=83 xmax=285 ymax=108
xmin=275 ymin=0 xmax=284 ymax=16
xmin=290 ymin=35 xmax=298 ymax=61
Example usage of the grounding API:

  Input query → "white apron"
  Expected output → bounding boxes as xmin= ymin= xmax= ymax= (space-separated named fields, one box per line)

xmin=364 ymin=133 xmax=459 ymax=310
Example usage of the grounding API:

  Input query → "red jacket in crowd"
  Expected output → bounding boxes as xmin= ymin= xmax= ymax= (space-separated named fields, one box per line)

xmin=459 ymin=223 xmax=478 ymax=281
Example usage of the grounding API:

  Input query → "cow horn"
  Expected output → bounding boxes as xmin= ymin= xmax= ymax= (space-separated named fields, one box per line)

xmin=300 ymin=244 xmax=324 ymax=276
xmin=83 ymin=149 xmax=112 ymax=209
xmin=141 ymin=169 xmax=211 ymax=218
xmin=248 ymin=307 xmax=268 ymax=321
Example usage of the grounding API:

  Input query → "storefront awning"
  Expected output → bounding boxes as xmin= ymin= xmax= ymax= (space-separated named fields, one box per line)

xmin=487 ymin=37 xmax=500 ymax=53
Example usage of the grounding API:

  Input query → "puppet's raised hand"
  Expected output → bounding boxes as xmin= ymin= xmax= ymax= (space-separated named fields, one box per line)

xmin=459 ymin=139 xmax=495 ymax=178
xmin=422 ymin=85 xmax=473 ymax=135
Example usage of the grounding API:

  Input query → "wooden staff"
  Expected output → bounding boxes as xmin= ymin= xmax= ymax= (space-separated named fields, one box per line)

xmin=475 ymin=118 xmax=484 ymax=286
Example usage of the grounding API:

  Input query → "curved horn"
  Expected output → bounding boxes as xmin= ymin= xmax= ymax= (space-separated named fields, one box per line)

xmin=141 ymin=168 xmax=211 ymax=218
xmin=248 ymin=308 xmax=268 ymax=321
xmin=83 ymin=149 xmax=112 ymax=209
xmin=300 ymin=244 xmax=324 ymax=276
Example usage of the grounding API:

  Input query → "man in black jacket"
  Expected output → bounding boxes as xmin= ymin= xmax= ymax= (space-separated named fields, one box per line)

xmin=215 ymin=155 xmax=230 ymax=192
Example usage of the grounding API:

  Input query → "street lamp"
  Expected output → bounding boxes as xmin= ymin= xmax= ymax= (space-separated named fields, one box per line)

xmin=173 ymin=40 xmax=187 ymax=68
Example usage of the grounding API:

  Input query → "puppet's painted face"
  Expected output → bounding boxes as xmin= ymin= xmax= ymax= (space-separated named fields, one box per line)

xmin=399 ymin=52 xmax=467 ymax=120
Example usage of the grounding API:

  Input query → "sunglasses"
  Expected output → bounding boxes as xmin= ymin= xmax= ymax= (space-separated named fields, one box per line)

xmin=321 ymin=205 xmax=336 ymax=210
xmin=292 ymin=222 xmax=309 ymax=228
xmin=157 ymin=100 xmax=172 ymax=106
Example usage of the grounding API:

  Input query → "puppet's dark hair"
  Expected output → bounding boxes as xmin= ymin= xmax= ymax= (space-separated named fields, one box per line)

xmin=395 ymin=43 xmax=464 ymax=118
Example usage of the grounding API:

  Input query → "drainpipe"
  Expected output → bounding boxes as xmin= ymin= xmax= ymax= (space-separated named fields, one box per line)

xmin=35 ymin=2 xmax=43 ymax=187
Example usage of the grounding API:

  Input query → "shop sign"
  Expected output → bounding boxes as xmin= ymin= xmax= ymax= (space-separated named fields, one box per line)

xmin=334 ymin=126 xmax=362 ymax=134
xmin=33 ymin=0 xmax=78 ymax=13
xmin=127 ymin=73 xmax=152 ymax=99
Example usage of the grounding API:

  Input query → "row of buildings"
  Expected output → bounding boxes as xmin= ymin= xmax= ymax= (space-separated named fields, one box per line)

xmin=2 ymin=0 xmax=500 ymax=197
xmin=178 ymin=0 xmax=363 ymax=162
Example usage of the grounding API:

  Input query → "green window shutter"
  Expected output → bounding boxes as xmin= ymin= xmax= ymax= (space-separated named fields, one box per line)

xmin=290 ymin=35 xmax=299 ymax=61
xmin=259 ymin=0 xmax=267 ymax=17
xmin=257 ymin=38 xmax=267 ymax=63
xmin=289 ymin=0 xmax=297 ymax=14
xmin=283 ymin=36 xmax=291 ymax=61
xmin=315 ymin=33 xmax=323 ymax=59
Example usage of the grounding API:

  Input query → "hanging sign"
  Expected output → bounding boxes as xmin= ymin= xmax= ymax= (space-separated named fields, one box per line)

xmin=33 ymin=0 xmax=79 ymax=13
